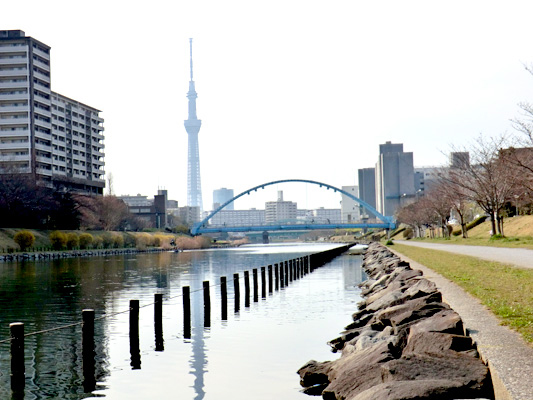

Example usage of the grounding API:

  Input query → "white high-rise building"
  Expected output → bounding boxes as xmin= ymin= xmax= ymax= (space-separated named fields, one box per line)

xmin=265 ymin=191 xmax=297 ymax=224
xmin=341 ymin=185 xmax=361 ymax=223
xmin=0 ymin=30 xmax=105 ymax=194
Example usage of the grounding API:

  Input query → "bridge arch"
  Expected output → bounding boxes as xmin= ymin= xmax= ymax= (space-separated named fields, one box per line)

xmin=191 ymin=179 xmax=395 ymax=235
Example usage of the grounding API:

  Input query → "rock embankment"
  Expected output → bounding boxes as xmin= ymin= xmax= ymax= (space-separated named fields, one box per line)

xmin=298 ymin=242 xmax=494 ymax=400
xmin=0 ymin=247 xmax=171 ymax=263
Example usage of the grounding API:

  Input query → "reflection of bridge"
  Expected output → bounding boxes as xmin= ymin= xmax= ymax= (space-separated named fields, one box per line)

xmin=191 ymin=179 xmax=396 ymax=235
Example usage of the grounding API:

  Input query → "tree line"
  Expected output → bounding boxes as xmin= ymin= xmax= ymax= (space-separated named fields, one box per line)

xmin=396 ymin=66 xmax=533 ymax=238
xmin=0 ymin=173 xmax=146 ymax=231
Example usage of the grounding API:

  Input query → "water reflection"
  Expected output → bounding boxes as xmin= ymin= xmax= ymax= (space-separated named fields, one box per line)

xmin=0 ymin=243 xmax=358 ymax=399
xmin=190 ymin=276 xmax=207 ymax=399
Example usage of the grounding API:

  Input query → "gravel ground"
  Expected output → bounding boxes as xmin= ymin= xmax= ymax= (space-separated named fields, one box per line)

xmin=389 ymin=246 xmax=533 ymax=400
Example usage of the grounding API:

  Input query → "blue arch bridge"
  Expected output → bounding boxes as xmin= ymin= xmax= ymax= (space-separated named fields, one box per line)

xmin=191 ymin=179 xmax=396 ymax=236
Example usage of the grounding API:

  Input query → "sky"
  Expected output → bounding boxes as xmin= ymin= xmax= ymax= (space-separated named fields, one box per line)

xmin=3 ymin=1 xmax=533 ymax=211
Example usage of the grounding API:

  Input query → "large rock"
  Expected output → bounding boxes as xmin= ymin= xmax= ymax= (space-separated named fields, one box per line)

xmin=297 ymin=243 xmax=494 ymax=400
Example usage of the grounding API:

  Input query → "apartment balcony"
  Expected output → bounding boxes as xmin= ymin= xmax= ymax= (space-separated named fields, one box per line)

xmin=0 ymin=59 xmax=27 ymax=66
xmin=53 ymin=159 xmax=67 ymax=168
xmin=0 ymin=142 xmax=29 ymax=150
xmin=0 ymin=81 xmax=28 ymax=90
xmin=0 ymin=93 xmax=29 ymax=102
xmin=0 ymin=46 xmax=28 ymax=54
xmin=35 ymin=142 xmax=52 ymax=152
xmin=0 ymin=118 xmax=29 ymax=126
xmin=36 ymin=168 xmax=53 ymax=177
xmin=32 ymin=46 xmax=49 ymax=59
xmin=34 ymin=108 xmax=52 ymax=119
xmin=35 ymin=118 xmax=51 ymax=130
xmin=33 ymin=70 xmax=50 ymax=83
xmin=0 ymin=105 xmax=30 ymax=113
xmin=0 ymin=69 xmax=28 ymax=77
xmin=32 ymin=58 xmax=49 ymax=71
xmin=0 ymin=130 xmax=29 ymax=138
xmin=0 ymin=154 xmax=30 ymax=162
xmin=35 ymin=131 xmax=52 ymax=140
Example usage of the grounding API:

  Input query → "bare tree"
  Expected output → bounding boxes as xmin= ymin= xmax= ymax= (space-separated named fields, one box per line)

xmin=444 ymin=135 xmax=519 ymax=236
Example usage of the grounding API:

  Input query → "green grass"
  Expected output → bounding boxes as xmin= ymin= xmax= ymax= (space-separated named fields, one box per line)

xmin=391 ymin=243 xmax=533 ymax=345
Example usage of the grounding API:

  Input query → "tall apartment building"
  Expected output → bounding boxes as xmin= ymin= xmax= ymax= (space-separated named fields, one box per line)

xmin=375 ymin=141 xmax=415 ymax=216
xmin=0 ymin=30 xmax=105 ymax=194
xmin=265 ymin=191 xmax=297 ymax=224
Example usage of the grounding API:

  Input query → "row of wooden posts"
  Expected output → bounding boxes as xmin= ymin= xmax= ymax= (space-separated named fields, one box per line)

xmin=7 ymin=244 xmax=353 ymax=394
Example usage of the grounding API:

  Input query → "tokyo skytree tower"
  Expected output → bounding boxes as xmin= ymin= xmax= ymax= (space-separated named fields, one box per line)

xmin=184 ymin=38 xmax=203 ymax=213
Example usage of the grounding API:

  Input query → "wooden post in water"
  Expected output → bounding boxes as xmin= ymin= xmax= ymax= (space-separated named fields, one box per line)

xmin=297 ymin=258 xmax=301 ymax=278
xmin=203 ymin=281 xmax=211 ymax=327
xmin=221 ymin=276 xmax=228 ymax=320
xmin=274 ymin=264 xmax=280 ymax=290
xmin=154 ymin=294 xmax=164 ymax=351
xmin=261 ymin=267 xmax=266 ymax=299
xmin=244 ymin=271 xmax=250 ymax=307
xmin=253 ymin=268 xmax=259 ymax=302
xmin=129 ymin=300 xmax=141 ymax=369
xmin=268 ymin=265 xmax=273 ymax=293
xmin=289 ymin=259 xmax=293 ymax=282
xmin=183 ymin=286 xmax=191 ymax=339
xmin=82 ymin=309 xmax=96 ymax=392
xmin=284 ymin=261 xmax=289 ymax=285
xmin=10 ymin=322 xmax=25 ymax=392
xmin=233 ymin=273 xmax=240 ymax=313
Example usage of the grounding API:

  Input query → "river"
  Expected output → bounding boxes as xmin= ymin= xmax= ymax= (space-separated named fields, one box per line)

xmin=0 ymin=243 xmax=365 ymax=399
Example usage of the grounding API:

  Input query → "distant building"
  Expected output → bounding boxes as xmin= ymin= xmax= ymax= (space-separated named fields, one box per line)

xmin=313 ymin=207 xmax=342 ymax=224
xmin=449 ymin=152 xmax=470 ymax=169
xmin=213 ymin=187 xmax=234 ymax=210
xmin=209 ymin=208 xmax=265 ymax=227
xmin=375 ymin=141 xmax=415 ymax=216
xmin=265 ymin=191 xmax=297 ymax=224
xmin=120 ymin=191 xmax=167 ymax=228
xmin=414 ymin=166 xmax=440 ymax=195
xmin=177 ymin=205 xmax=201 ymax=225
xmin=341 ymin=185 xmax=361 ymax=223
xmin=0 ymin=30 xmax=105 ymax=195
xmin=357 ymin=168 xmax=376 ymax=212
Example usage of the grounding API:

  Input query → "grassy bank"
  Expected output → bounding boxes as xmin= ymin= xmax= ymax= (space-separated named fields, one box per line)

xmin=0 ymin=228 xmax=214 ymax=253
xmin=390 ymin=243 xmax=533 ymax=345
xmin=396 ymin=215 xmax=533 ymax=249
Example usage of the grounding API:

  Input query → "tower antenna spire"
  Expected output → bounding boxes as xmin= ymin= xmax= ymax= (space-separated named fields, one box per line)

xmin=189 ymin=38 xmax=193 ymax=81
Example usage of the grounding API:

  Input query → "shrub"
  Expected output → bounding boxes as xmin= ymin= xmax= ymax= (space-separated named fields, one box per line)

xmin=66 ymin=232 xmax=79 ymax=250
xmin=402 ymin=228 xmax=414 ymax=239
xmin=92 ymin=235 xmax=103 ymax=249
xmin=466 ymin=215 xmax=487 ymax=231
xmin=49 ymin=231 xmax=67 ymax=250
xmin=79 ymin=233 xmax=94 ymax=249
xmin=112 ymin=233 xmax=124 ymax=248
xmin=385 ymin=239 xmax=394 ymax=245
xmin=123 ymin=233 xmax=136 ymax=248
xmin=135 ymin=232 xmax=152 ymax=250
xmin=101 ymin=232 xmax=114 ymax=249
xmin=14 ymin=230 xmax=35 ymax=251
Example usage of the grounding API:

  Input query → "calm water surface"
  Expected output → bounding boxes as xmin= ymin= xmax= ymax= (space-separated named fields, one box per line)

xmin=0 ymin=243 xmax=364 ymax=399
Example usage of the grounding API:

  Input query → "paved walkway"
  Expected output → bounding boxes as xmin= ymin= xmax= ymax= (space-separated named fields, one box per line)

xmin=388 ymin=245 xmax=533 ymax=400
xmin=394 ymin=240 xmax=533 ymax=269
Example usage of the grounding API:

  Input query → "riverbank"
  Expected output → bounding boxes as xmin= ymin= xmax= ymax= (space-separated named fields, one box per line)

xmin=389 ymin=246 xmax=533 ymax=400
xmin=298 ymin=242 xmax=494 ymax=399
xmin=392 ymin=215 xmax=533 ymax=249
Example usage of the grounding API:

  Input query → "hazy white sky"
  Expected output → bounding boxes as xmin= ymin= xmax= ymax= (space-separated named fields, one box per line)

xmin=3 ymin=1 xmax=533 ymax=211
